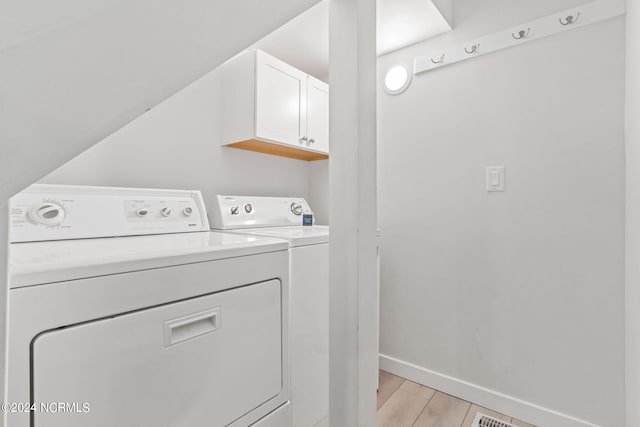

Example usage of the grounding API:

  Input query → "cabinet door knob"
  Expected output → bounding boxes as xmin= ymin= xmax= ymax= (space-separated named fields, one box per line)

xmin=309 ymin=138 xmax=315 ymax=144
xmin=299 ymin=136 xmax=308 ymax=144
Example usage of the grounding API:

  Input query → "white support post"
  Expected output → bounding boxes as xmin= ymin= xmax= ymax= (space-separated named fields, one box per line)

xmin=626 ymin=0 xmax=640 ymax=426
xmin=328 ymin=0 xmax=378 ymax=425
xmin=0 ymin=203 xmax=8 ymax=427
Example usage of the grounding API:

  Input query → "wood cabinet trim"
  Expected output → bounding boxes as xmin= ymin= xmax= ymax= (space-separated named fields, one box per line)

xmin=226 ymin=139 xmax=328 ymax=161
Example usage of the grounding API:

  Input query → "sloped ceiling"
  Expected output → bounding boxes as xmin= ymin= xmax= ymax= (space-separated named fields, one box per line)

xmin=254 ymin=1 xmax=329 ymax=82
xmin=254 ymin=0 xmax=452 ymax=83
xmin=0 ymin=0 xmax=320 ymax=201
xmin=377 ymin=0 xmax=452 ymax=55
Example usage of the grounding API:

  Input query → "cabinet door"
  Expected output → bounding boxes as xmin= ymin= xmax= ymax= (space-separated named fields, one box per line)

xmin=32 ymin=280 xmax=282 ymax=427
xmin=306 ymin=76 xmax=329 ymax=154
xmin=255 ymin=50 xmax=307 ymax=147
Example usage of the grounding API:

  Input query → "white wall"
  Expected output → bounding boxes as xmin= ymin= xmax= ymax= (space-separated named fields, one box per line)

xmin=308 ymin=160 xmax=330 ymax=224
xmin=0 ymin=205 xmax=6 ymax=425
xmin=377 ymin=1 xmax=625 ymax=426
xmin=626 ymin=0 xmax=640 ymax=426
xmin=40 ymin=67 xmax=311 ymax=208
xmin=0 ymin=0 xmax=320 ymax=205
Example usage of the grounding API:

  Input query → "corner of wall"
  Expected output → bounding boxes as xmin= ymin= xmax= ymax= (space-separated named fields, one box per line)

xmin=431 ymin=0 xmax=453 ymax=27
xmin=625 ymin=1 xmax=640 ymax=426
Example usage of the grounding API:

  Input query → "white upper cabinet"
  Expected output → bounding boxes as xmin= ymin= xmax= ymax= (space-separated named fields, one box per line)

xmin=220 ymin=49 xmax=329 ymax=161
xmin=305 ymin=76 xmax=329 ymax=153
xmin=255 ymin=51 xmax=308 ymax=147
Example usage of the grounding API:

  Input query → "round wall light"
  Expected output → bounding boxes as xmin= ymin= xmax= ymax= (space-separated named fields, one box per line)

xmin=384 ymin=64 xmax=412 ymax=95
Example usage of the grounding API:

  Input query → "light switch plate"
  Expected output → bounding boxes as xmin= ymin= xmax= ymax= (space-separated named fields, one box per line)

xmin=486 ymin=166 xmax=505 ymax=192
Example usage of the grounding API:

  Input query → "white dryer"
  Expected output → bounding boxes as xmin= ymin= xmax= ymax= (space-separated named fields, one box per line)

xmin=209 ymin=195 xmax=329 ymax=427
xmin=7 ymin=185 xmax=291 ymax=427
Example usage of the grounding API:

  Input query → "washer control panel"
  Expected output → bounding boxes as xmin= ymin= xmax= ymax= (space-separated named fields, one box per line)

xmin=10 ymin=184 xmax=210 ymax=243
xmin=209 ymin=195 xmax=314 ymax=230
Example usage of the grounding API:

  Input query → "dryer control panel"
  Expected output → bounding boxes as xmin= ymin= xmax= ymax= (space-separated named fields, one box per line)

xmin=9 ymin=184 xmax=210 ymax=242
xmin=209 ymin=195 xmax=314 ymax=230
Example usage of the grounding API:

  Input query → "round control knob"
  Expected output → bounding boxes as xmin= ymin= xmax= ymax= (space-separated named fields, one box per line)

xmin=290 ymin=203 xmax=303 ymax=216
xmin=230 ymin=206 xmax=240 ymax=215
xmin=29 ymin=202 xmax=66 ymax=226
xmin=160 ymin=207 xmax=172 ymax=217
xmin=244 ymin=204 xmax=253 ymax=214
xmin=183 ymin=207 xmax=193 ymax=217
xmin=136 ymin=208 xmax=150 ymax=217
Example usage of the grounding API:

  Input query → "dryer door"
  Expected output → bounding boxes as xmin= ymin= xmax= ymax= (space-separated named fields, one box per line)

xmin=32 ymin=279 xmax=282 ymax=427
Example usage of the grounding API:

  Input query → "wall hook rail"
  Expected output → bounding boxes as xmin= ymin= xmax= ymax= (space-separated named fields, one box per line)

xmin=464 ymin=44 xmax=480 ymax=54
xmin=430 ymin=53 xmax=445 ymax=64
xmin=413 ymin=0 xmax=625 ymax=75
xmin=559 ymin=13 xmax=581 ymax=25
xmin=511 ymin=28 xmax=530 ymax=40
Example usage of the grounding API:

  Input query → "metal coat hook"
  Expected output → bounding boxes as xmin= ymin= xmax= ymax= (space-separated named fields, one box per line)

xmin=559 ymin=13 xmax=580 ymax=25
xmin=511 ymin=28 xmax=530 ymax=40
xmin=464 ymin=44 xmax=480 ymax=54
xmin=430 ymin=53 xmax=445 ymax=64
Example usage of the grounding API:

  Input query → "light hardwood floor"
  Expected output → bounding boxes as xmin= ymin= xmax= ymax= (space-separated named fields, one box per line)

xmin=377 ymin=370 xmax=537 ymax=427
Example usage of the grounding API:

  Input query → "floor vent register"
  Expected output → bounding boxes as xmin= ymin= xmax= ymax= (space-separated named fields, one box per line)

xmin=473 ymin=413 xmax=518 ymax=427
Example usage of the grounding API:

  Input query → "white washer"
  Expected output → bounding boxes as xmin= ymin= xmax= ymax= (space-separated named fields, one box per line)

xmin=209 ymin=195 xmax=329 ymax=427
xmin=7 ymin=185 xmax=292 ymax=427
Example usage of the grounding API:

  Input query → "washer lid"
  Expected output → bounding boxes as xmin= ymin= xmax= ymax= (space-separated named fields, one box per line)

xmin=231 ymin=226 xmax=329 ymax=247
xmin=9 ymin=231 xmax=288 ymax=288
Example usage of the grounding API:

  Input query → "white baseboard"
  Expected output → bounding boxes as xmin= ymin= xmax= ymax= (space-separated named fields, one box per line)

xmin=378 ymin=354 xmax=600 ymax=427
